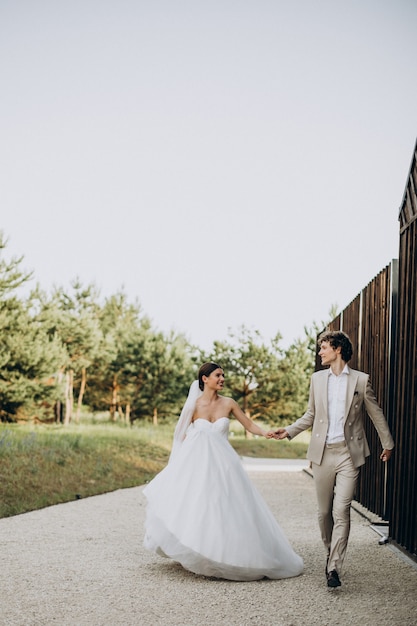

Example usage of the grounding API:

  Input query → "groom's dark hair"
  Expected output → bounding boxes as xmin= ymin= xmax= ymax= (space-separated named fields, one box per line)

xmin=198 ymin=362 xmax=223 ymax=391
xmin=318 ymin=330 xmax=353 ymax=362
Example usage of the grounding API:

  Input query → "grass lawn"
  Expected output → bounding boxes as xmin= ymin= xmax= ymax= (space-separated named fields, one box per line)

xmin=0 ymin=420 xmax=309 ymax=518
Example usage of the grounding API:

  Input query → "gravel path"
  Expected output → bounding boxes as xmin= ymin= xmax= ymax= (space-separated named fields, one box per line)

xmin=1 ymin=461 xmax=416 ymax=626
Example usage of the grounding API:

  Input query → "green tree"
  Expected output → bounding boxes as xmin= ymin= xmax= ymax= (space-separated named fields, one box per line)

xmin=34 ymin=281 xmax=104 ymax=424
xmin=0 ymin=232 xmax=32 ymax=297
xmin=85 ymin=292 xmax=196 ymax=424
xmin=205 ymin=326 xmax=284 ymax=424
xmin=59 ymin=281 xmax=103 ymax=423
xmin=0 ymin=296 xmax=67 ymax=421
xmin=139 ymin=331 xmax=196 ymax=425
xmin=278 ymin=305 xmax=340 ymax=423
xmin=278 ymin=336 xmax=313 ymax=422
xmin=84 ymin=292 xmax=151 ymax=421
xmin=0 ymin=236 xmax=66 ymax=421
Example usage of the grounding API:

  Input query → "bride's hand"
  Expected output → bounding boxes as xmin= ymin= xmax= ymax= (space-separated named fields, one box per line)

xmin=274 ymin=428 xmax=289 ymax=440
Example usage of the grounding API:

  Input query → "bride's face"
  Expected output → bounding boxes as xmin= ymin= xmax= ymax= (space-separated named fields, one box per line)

xmin=205 ymin=368 xmax=225 ymax=390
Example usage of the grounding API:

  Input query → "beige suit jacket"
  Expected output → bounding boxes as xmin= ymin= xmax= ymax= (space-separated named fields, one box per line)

xmin=286 ymin=368 xmax=394 ymax=468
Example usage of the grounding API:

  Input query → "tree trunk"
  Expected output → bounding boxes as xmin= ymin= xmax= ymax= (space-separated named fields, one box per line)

xmin=63 ymin=369 xmax=74 ymax=426
xmin=153 ymin=407 xmax=158 ymax=426
xmin=55 ymin=371 xmax=64 ymax=424
xmin=244 ymin=404 xmax=253 ymax=439
xmin=75 ymin=367 xmax=87 ymax=424
xmin=54 ymin=401 xmax=63 ymax=423
xmin=110 ymin=377 xmax=118 ymax=421
xmin=125 ymin=403 xmax=131 ymax=425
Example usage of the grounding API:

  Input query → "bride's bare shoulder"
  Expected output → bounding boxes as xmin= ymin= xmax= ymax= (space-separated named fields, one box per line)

xmin=218 ymin=395 xmax=235 ymax=409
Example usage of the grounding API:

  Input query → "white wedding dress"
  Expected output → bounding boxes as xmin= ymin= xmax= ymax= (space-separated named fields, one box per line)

xmin=143 ymin=417 xmax=303 ymax=581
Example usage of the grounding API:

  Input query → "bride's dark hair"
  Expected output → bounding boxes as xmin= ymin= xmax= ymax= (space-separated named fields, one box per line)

xmin=198 ymin=362 xmax=223 ymax=391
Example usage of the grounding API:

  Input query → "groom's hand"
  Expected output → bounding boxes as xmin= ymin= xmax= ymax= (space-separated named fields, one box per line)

xmin=380 ymin=449 xmax=392 ymax=462
xmin=273 ymin=428 xmax=289 ymax=440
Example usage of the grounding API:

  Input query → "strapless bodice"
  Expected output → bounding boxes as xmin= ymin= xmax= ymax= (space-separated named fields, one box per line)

xmin=188 ymin=417 xmax=230 ymax=438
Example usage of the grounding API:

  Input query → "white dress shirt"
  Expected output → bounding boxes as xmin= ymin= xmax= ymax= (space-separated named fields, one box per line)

xmin=326 ymin=365 xmax=349 ymax=444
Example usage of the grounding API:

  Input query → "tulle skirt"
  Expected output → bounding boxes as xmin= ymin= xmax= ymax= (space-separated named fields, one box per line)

xmin=143 ymin=421 xmax=303 ymax=581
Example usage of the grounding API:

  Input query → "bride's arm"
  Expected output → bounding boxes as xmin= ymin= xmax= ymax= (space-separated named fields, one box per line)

xmin=229 ymin=400 xmax=270 ymax=438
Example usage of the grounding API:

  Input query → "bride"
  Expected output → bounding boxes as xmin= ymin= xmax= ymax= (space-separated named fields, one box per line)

xmin=143 ymin=362 xmax=303 ymax=581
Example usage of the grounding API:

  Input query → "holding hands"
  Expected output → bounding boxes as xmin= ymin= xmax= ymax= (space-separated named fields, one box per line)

xmin=265 ymin=428 xmax=289 ymax=440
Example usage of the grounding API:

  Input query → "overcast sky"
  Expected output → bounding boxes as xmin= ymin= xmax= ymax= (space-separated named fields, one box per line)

xmin=1 ymin=0 xmax=416 ymax=350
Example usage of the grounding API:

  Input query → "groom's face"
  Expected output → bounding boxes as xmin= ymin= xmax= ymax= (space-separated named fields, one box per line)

xmin=318 ymin=341 xmax=340 ymax=366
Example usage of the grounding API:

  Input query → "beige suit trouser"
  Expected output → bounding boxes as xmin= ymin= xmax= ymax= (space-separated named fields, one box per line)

xmin=312 ymin=441 xmax=359 ymax=575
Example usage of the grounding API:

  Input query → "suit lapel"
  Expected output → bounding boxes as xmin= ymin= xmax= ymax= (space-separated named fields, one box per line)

xmin=345 ymin=369 xmax=359 ymax=421
xmin=319 ymin=369 xmax=329 ymax=415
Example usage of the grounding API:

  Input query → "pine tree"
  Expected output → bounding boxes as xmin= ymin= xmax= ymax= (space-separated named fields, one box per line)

xmin=0 ymin=234 xmax=67 ymax=421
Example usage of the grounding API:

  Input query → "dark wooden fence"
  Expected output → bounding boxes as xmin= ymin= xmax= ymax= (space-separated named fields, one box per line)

xmin=318 ymin=265 xmax=396 ymax=519
xmin=317 ymin=139 xmax=417 ymax=559
xmin=390 ymin=140 xmax=417 ymax=558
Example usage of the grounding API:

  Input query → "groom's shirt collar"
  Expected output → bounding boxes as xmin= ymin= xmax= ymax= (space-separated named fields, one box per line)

xmin=327 ymin=364 xmax=350 ymax=377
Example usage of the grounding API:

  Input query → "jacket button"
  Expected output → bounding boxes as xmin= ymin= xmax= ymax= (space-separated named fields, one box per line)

xmin=350 ymin=436 xmax=354 ymax=440
xmin=316 ymin=434 xmax=320 ymax=437
xmin=348 ymin=422 xmax=352 ymax=426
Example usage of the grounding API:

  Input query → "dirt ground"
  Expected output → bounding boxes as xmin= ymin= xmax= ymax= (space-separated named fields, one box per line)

xmin=1 ymin=459 xmax=416 ymax=626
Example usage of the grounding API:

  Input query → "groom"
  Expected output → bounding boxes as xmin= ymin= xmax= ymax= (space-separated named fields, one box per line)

xmin=274 ymin=330 xmax=394 ymax=589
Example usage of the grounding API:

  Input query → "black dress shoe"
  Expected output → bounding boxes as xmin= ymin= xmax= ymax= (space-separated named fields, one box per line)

xmin=327 ymin=570 xmax=341 ymax=588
